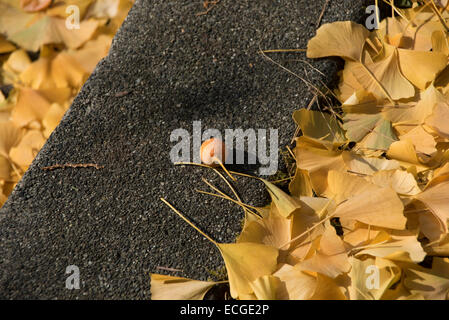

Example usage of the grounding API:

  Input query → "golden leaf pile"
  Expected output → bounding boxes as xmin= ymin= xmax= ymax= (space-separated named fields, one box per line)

xmin=154 ymin=2 xmax=449 ymax=300
xmin=0 ymin=0 xmax=133 ymax=207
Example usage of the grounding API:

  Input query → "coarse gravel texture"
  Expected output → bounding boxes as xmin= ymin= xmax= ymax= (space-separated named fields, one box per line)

xmin=0 ymin=0 xmax=367 ymax=299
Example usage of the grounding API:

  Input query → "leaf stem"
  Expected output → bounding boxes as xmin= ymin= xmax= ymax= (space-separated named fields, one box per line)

xmin=160 ymin=198 xmax=218 ymax=247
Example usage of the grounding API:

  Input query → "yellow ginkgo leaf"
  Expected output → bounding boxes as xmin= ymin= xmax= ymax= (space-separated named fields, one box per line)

xmin=289 ymin=196 xmax=330 ymax=246
xmin=295 ymin=137 xmax=346 ymax=195
xmin=273 ymin=264 xmax=317 ymax=300
xmin=309 ymin=273 xmax=347 ymax=300
xmin=397 ymin=48 xmax=447 ymax=90
xmin=360 ymin=117 xmax=398 ymax=151
xmin=11 ymin=88 xmax=51 ymax=128
xmin=425 ymin=99 xmax=449 ymax=139
xmin=342 ymin=89 xmax=379 ymax=114
xmin=9 ymin=129 xmax=46 ymax=168
xmin=250 ymin=275 xmax=280 ymax=300
xmin=385 ymin=33 xmax=404 ymax=48
xmin=0 ymin=3 xmax=36 ymax=37
xmin=343 ymin=113 xmax=397 ymax=151
xmin=0 ymin=122 xmax=22 ymax=158
xmin=346 ymin=47 xmax=415 ymax=101
xmin=262 ymin=179 xmax=301 ymax=218
xmin=298 ymin=226 xmax=351 ymax=278
xmin=19 ymin=57 xmax=55 ymax=89
xmin=342 ymin=152 xmax=399 ymax=176
xmin=150 ymin=274 xmax=217 ymax=300
xmin=285 ymin=234 xmax=319 ymax=266
xmin=160 ymin=198 xmax=280 ymax=300
xmin=2 ymin=49 xmax=31 ymax=84
xmin=97 ymin=0 xmax=133 ymax=35
xmin=387 ymin=140 xmax=429 ymax=173
xmin=417 ymin=208 xmax=445 ymax=243
xmin=395 ymin=8 xmax=445 ymax=51
xmin=0 ymin=35 xmax=15 ymax=54
xmin=20 ymin=39 xmax=110 ymax=90
xmin=426 ymin=162 xmax=449 ymax=189
xmin=293 ymin=109 xmax=346 ymax=143
xmin=355 ymin=232 xmax=426 ymax=263
xmin=425 ymin=233 xmax=449 ymax=256
xmin=236 ymin=204 xmax=292 ymax=250
xmin=348 ymin=257 xmax=401 ymax=300
xmin=382 ymin=278 xmax=424 ymax=300
xmin=289 ymin=167 xmax=313 ymax=197
xmin=376 ymin=17 xmax=409 ymax=49
xmin=431 ymin=30 xmax=449 ymax=55
xmin=37 ymin=87 xmax=72 ymax=105
xmin=218 ymin=242 xmax=279 ymax=299
xmin=326 ymin=170 xmax=380 ymax=204
xmin=2 ymin=5 xmax=99 ymax=51
xmin=338 ymin=66 xmax=366 ymax=102
xmin=399 ymin=126 xmax=437 ymax=157
xmin=297 ymin=196 xmax=331 ymax=222
xmin=68 ymin=34 xmax=112 ymax=72
xmin=333 ymin=186 xmax=406 ymax=230
xmin=404 ymin=257 xmax=449 ymax=300
xmin=343 ymin=223 xmax=383 ymax=247
xmin=0 ymin=185 xmax=7 ymax=207
xmin=0 ymin=156 xmax=12 ymax=181
xmin=51 ymin=51 xmax=87 ymax=88
xmin=369 ymin=169 xmax=421 ymax=196
xmin=343 ymin=113 xmax=380 ymax=142
xmin=414 ymin=180 xmax=449 ymax=233
xmin=307 ymin=21 xmax=370 ymax=61
xmin=385 ymin=84 xmax=443 ymax=126
xmin=42 ymin=103 xmax=66 ymax=138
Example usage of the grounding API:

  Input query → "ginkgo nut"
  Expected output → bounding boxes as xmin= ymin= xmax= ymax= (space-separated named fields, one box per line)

xmin=200 ymin=138 xmax=227 ymax=166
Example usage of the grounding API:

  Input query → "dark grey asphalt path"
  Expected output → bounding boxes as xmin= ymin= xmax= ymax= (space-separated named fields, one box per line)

xmin=0 ymin=0 xmax=365 ymax=299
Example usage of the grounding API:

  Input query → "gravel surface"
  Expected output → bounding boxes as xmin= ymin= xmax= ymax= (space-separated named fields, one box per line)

xmin=0 ymin=0 xmax=366 ymax=299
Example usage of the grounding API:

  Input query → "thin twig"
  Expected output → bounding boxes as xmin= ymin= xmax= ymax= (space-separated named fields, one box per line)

xmin=156 ymin=266 xmax=183 ymax=272
xmin=259 ymin=46 xmax=326 ymax=99
xmin=261 ymin=49 xmax=306 ymax=53
xmin=286 ymin=145 xmax=296 ymax=161
xmin=42 ymin=163 xmax=104 ymax=171
xmin=160 ymin=198 xmax=218 ymax=246
xmin=196 ymin=189 xmax=261 ymax=218
xmin=316 ymin=0 xmax=330 ymax=27
xmin=196 ymin=0 xmax=220 ymax=16
xmin=114 ymin=90 xmax=132 ymax=97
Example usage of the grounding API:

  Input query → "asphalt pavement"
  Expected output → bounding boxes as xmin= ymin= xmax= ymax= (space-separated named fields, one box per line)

xmin=0 ymin=0 xmax=366 ymax=299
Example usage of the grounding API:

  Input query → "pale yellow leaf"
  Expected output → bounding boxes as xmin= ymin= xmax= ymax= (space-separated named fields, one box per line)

xmin=273 ymin=264 xmax=317 ymax=300
xmin=333 ymin=187 xmax=406 ymax=230
xmin=310 ymin=273 xmax=347 ymax=300
xmin=370 ymin=170 xmax=421 ymax=196
xmin=9 ymin=129 xmax=46 ymax=168
xmin=346 ymin=48 xmax=415 ymax=101
xmin=397 ymin=48 xmax=447 ymax=90
xmin=150 ymin=274 xmax=217 ymax=300
xmin=250 ymin=275 xmax=280 ymax=300
xmin=218 ymin=242 xmax=278 ymax=299
xmin=262 ymin=179 xmax=301 ymax=218
xmin=307 ymin=21 xmax=370 ymax=61
xmin=348 ymin=257 xmax=401 ymax=300
xmin=404 ymin=258 xmax=449 ymax=300
xmin=415 ymin=180 xmax=449 ymax=233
